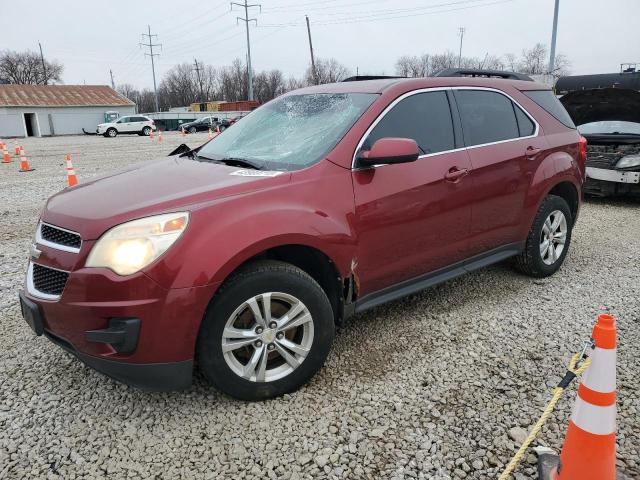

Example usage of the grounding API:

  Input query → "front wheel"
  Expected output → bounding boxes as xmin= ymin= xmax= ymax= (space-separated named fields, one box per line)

xmin=141 ymin=126 xmax=151 ymax=136
xmin=189 ymin=126 xmax=197 ymax=134
xmin=106 ymin=128 xmax=117 ymax=138
xmin=197 ymin=260 xmax=335 ymax=400
xmin=513 ymin=194 xmax=573 ymax=277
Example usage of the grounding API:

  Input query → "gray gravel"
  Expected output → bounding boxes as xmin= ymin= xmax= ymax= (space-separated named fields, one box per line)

xmin=1 ymin=133 xmax=639 ymax=479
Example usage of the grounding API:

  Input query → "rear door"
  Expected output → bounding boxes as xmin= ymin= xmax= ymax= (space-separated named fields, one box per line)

xmin=352 ymin=89 xmax=474 ymax=295
xmin=453 ymin=88 xmax=546 ymax=255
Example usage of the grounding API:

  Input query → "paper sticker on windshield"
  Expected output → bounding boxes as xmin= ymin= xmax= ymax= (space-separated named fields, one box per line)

xmin=230 ymin=169 xmax=284 ymax=177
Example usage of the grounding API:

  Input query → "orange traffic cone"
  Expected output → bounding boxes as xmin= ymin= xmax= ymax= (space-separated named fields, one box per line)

xmin=208 ymin=128 xmax=213 ymax=139
xmin=550 ymin=314 xmax=617 ymax=480
xmin=18 ymin=147 xmax=35 ymax=172
xmin=66 ymin=153 xmax=78 ymax=187
xmin=14 ymin=140 xmax=21 ymax=157
xmin=158 ymin=130 xmax=163 ymax=143
xmin=149 ymin=129 xmax=154 ymax=140
xmin=2 ymin=143 xmax=10 ymax=163
xmin=181 ymin=127 xmax=185 ymax=137
xmin=216 ymin=125 xmax=220 ymax=134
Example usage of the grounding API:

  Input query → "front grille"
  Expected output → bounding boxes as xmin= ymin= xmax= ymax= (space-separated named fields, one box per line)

xmin=586 ymin=153 xmax=618 ymax=170
xmin=32 ymin=264 xmax=69 ymax=296
xmin=40 ymin=223 xmax=81 ymax=249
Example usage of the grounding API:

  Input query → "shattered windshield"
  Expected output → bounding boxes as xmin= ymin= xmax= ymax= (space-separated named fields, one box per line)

xmin=197 ymin=93 xmax=377 ymax=171
xmin=578 ymin=121 xmax=640 ymax=135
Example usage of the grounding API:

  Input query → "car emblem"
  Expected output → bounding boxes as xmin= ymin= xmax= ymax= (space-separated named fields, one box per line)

xmin=29 ymin=244 xmax=41 ymax=259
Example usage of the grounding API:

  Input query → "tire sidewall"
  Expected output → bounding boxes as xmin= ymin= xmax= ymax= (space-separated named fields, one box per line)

xmin=529 ymin=196 xmax=573 ymax=275
xmin=197 ymin=267 xmax=335 ymax=400
xmin=107 ymin=128 xmax=117 ymax=138
xmin=189 ymin=126 xmax=197 ymax=134
xmin=142 ymin=126 xmax=151 ymax=136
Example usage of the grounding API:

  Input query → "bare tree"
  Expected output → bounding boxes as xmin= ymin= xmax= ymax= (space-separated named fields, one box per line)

xmin=503 ymin=53 xmax=519 ymax=71
xmin=0 ymin=49 xmax=63 ymax=84
xmin=518 ymin=43 xmax=548 ymax=75
xmin=219 ymin=59 xmax=248 ymax=101
xmin=253 ymin=69 xmax=286 ymax=103
xmin=306 ymin=58 xmax=350 ymax=85
xmin=395 ymin=54 xmax=431 ymax=77
xmin=158 ymin=63 xmax=200 ymax=109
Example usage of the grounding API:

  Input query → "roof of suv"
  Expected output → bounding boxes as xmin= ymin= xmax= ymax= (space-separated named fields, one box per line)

xmin=291 ymin=77 xmax=548 ymax=96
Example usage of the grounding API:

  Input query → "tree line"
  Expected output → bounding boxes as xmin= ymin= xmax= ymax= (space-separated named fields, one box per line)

xmin=0 ymin=43 xmax=569 ymax=113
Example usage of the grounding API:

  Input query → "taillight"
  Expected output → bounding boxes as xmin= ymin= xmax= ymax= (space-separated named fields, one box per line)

xmin=578 ymin=136 xmax=588 ymax=178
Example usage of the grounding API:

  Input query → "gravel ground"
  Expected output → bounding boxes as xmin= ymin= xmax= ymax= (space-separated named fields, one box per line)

xmin=1 ymin=133 xmax=638 ymax=480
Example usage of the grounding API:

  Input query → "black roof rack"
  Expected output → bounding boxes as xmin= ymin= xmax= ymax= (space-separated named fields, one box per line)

xmin=434 ymin=68 xmax=534 ymax=81
xmin=342 ymin=75 xmax=406 ymax=82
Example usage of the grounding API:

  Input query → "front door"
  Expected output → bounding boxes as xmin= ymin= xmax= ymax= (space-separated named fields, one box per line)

xmin=352 ymin=90 xmax=474 ymax=295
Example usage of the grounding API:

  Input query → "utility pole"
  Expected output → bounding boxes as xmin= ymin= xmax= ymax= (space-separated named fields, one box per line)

xmin=140 ymin=25 xmax=162 ymax=112
xmin=457 ymin=27 xmax=465 ymax=68
xmin=109 ymin=69 xmax=116 ymax=90
xmin=38 ymin=42 xmax=48 ymax=85
xmin=231 ymin=0 xmax=261 ymax=101
xmin=548 ymin=0 xmax=560 ymax=76
xmin=305 ymin=15 xmax=318 ymax=85
xmin=193 ymin=58 xmax=205 ymax=102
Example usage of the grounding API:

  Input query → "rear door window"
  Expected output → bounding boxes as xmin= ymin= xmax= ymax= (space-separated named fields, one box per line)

xmin=454 ymin=90 xmax=520 ymax=147
xmin=524 ymin=90 xmax=576 ymax=128
xmin=364 ymin=91 xmax=455 ymax=155
xmin=513 ymin=105 xmax=535 ymax=136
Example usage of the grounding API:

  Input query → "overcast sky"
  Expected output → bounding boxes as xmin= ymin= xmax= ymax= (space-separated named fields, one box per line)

xmin=9 ymin=0 xmax=640 ymax=89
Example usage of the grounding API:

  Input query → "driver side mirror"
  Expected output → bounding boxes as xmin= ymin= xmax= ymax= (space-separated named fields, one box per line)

xmin=358 ymin=138 xmax=420 ymax=168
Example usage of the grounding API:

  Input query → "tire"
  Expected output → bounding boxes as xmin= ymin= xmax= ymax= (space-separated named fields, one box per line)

xmin=142 ymin=126 xmax=151 ymax=136
xmin=219 ymin=125 xmax=226 ymax=132
xmin=513 ymin=194 xmax=573 ymax=277
xmin=106 ymin=128 xmax=117 ymax=138
xmin=189 ymin=126 xmax=197 ymax=134
xmin=197 ymin=260 xmax=335 ymax=401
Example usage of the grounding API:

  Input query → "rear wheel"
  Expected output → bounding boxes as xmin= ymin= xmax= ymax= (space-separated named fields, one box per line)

xmin=197 ymin=260 xmax=335 ymax=400
xmin=514 ymin=194 xmax=573 ymax=277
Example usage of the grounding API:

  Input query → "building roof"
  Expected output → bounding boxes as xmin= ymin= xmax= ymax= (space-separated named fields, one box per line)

xmin=0 ymin=84 xmax=135 ymax=107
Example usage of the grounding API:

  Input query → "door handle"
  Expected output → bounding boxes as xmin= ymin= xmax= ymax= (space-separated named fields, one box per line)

xmin=525 ymin=146 xmax=542 ymax=159
xmin=444 ymin=167 xmax=469 ymax=182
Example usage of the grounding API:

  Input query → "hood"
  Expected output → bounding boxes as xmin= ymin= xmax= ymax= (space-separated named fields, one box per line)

xmin=42 ymin=156 xmax=291 ymax=240
xmin=560 ymin=88 xmax=640 ymax=126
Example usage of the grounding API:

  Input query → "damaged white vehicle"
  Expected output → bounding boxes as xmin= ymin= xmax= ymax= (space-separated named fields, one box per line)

xmin=561 ymin=88 xmax=640 ymax=197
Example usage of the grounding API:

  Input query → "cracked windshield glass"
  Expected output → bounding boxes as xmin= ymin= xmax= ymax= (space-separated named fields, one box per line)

xmin=198 ymin=93 xmax=377 ymax=171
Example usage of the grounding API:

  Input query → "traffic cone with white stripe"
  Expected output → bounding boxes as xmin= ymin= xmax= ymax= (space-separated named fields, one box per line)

xmin=158 ymin=130 xmax=163 ymax=143
xmin=181 ymin=127 xmax=185 ymax=137
xmin=208 ymin=128 xmax=213 ymax=139
xmin=1 ymin=143 xmax=10 ymax=163
xmin=66 ymin=153 xmax=78 ymax=187
xmin=18 ymin=147 xmax=34 ymax=172
xmin=553 ymin=314 xmax=617 ymax=480
xmin=14 ymin=140 xmax=20 ymax=157
xmin=149 ymin=129 xmax=154 ymax=140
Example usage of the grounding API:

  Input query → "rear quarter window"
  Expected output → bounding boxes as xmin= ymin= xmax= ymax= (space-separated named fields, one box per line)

xmin=524 ymin=90 xmax=576 ymax=129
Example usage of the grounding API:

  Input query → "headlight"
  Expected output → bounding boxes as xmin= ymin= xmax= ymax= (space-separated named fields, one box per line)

xmin=86 ymin=212 xmax=189 ymax=275
xmin=616 ymin=154 xmax=640 ymax=169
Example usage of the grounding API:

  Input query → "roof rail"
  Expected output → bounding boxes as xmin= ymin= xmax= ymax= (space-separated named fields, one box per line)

xmin=342 ymin=75 xmax=406 ymax=82
xmin=434 ymin=68 xmax=534 ymax=81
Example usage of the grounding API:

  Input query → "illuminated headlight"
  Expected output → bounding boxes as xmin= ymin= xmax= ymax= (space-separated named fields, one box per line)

xmin=86 ymin=212 xmax=189 ymax=275
xmin=616 ymin=154 xmax=640 ymax=169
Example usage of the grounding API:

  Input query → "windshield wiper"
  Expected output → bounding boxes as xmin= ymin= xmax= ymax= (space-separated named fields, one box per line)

xmin=198 ymin=155 xmax=264 ymax=170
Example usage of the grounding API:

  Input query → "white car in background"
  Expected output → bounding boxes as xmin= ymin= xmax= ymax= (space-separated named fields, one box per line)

xmin=96 ymin=115 xmax=156 ymax=138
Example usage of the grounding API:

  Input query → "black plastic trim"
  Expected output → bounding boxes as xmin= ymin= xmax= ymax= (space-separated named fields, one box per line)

xmin=44 ymin=330 xmax=193 ymax=391
xmin=354 ymin=242 xmax=523 ymax=313
xmin=86 ymin=318 xmax=140 ymax=354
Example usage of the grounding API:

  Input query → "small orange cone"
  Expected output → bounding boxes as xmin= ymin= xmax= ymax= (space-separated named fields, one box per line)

xmin=216 ymin=125 xmax=220 ymax=134
xmin=65 ymin=153 xmax=78 ymax=187
xmin=149 ymin=129 xmax=154 ymax=140
xmin=208 ymin=128 xmax=213 ymax=140
xmin=18 ymin=147 xmax=35 ymax=172
xmin=551 ymin=314 xmax=617 ymax=480
xmin=14 ymin=140 xmax=21 ymax=157
xmin=2 ymin=144 xmax=10 ymax=164
xmin=158 ymin=130 xmax=163 ymax=143
xmin=181 ymin=127 xmax=185 ymax=137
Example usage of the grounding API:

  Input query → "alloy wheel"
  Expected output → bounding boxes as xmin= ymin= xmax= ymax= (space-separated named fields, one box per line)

xmin=221 ymin=292 xmax=314 ymax=382
xmin=539 ymin=209 xmax=567 ymax=265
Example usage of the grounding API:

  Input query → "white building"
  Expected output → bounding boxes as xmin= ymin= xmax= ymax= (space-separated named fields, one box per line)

xmin=0 ymin=85 xmax=135 ymax=137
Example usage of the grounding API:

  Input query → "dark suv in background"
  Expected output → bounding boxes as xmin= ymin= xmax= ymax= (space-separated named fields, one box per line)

xmin=20 ymin=77 xmax=585 ymax=400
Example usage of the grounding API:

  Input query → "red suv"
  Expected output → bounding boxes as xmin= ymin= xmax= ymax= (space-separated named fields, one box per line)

xmin=19 ymin=77 xmax=585 ymax=400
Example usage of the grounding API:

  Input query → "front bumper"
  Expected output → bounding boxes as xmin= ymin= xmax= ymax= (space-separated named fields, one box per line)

xmin=585 ymin=167 xmax=640 ymax=197
xmin=20 ymin=261 xmax=218 ymax=391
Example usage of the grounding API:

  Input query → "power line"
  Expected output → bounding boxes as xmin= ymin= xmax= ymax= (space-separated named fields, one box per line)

xmin=140 ymin=25 xmax=162 ymax=112
xmin=231 ymin=0 xmax=261 ymax=101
